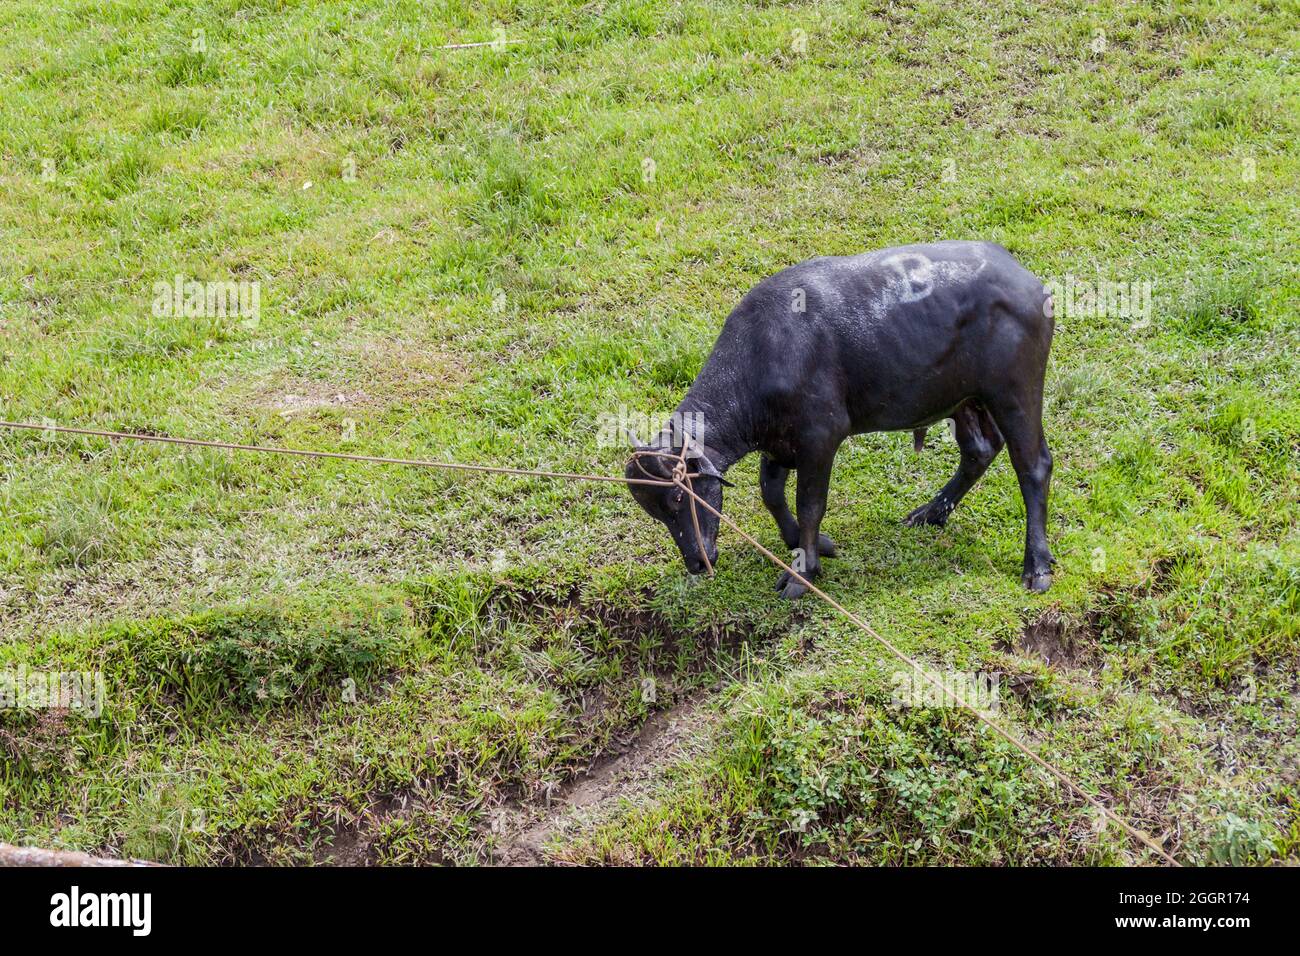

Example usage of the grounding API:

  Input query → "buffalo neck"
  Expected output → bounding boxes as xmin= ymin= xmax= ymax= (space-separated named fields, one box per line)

xmin=673 ymin=374 xmax=754 ymax=474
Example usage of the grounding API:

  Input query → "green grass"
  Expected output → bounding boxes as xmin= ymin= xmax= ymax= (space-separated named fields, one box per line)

xmin=1 ymin=0 xmax=1297 ymax=865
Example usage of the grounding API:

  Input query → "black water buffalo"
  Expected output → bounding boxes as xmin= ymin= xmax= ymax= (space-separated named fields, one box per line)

xmin=626 ymin=240 xmax=1055 ymax=598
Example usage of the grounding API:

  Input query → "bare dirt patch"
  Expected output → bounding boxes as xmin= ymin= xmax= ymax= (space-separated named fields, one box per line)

xmin=488 ymin=691 xmax=714 ymax=866
xmin=303 ymin=689 xmax=717 ymax=868
xmin=242 ymin=336 xmax=466 ymax=419
xmin=265 ymin=383 xmax=363 ymax=416
xmin=1004 ymin=609 xmax=1099 ymax=670
xmin=312 ymin=793 xmax=414 ymax=867
xmin=300 ymin=585 xmax=755 ymax=866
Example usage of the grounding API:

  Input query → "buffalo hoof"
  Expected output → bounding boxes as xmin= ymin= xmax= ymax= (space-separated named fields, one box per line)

xmin=775 ymin=570 xmax=813 ymax=600
xmin=902 ymin=500 xmax=951 ymax=528
xmin=1022 ymin=570 xmax=1053 ymax=593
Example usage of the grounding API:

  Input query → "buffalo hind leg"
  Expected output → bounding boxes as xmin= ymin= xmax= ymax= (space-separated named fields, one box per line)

xmin=760 ymin=457 xmax=837 ymax=558
xmin=987 ymin=398 xmax=1054 ymax=592
xmin=903 ymin=402 xmax=1004 ymax=528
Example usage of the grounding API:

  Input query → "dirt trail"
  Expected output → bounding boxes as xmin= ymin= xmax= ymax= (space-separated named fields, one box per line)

xmin=490 ymin=693 xmax=711 ymax=865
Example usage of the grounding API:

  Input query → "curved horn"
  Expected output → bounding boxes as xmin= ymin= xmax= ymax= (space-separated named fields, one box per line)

xmin=686 ymin=449 xmax=734 ymax=487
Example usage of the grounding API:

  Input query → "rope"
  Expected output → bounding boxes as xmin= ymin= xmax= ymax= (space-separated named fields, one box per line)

xmin=0 ymin=418 xmax=1179 ymax=865
xmin=0 ymin=421 xmax=675 ymax=487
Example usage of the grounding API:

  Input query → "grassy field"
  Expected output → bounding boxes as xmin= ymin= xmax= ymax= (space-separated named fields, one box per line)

xmin=0 ymin=0 xmax=1297 ymax=865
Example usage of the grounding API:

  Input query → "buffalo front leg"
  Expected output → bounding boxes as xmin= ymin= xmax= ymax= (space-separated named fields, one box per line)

xmin=775 ymin=460 xmax=833 ymax=600
xmin=760 ymin=457 xmax=838 ymax=558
